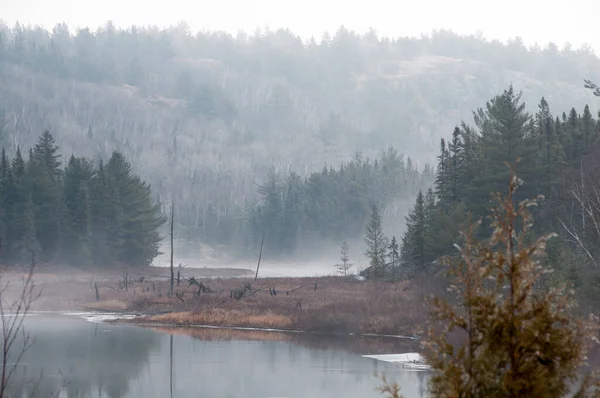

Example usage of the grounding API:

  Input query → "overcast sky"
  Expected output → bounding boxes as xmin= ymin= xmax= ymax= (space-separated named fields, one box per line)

xmin=2 ymin=0 xmax=600 ymax=52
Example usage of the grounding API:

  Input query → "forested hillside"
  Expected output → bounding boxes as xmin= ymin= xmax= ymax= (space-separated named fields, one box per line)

xmin=1 ymin=22 xmax=599 ymax=261
xmin=0 ymin=131 xmax=164 ymax=267
xmin=394 ymin=87 xmax=600 ymax=303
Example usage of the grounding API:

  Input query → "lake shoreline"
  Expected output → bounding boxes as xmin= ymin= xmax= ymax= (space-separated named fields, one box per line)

xmin=111 ymin=319 xmax=422 ymax=341
xmin=99 ymin=273 xmax=432 ymax=336
xmin=3 ymin=266 xmax=435 ymax=336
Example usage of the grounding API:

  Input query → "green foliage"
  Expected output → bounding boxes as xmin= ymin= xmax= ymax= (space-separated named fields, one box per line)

xmin=387 ymin=236 xmax=400 ymax=269
xmin=422 ymin=170 xmax=600 ymax=398
xmin=381 ymin=169 xmax=600 ymax=397
xmin=362 ymin=205 xmax=389 ymax=279
xmin=400 ymin=87 xmax=600 ymax=288
xmin=245 ymin=150 xmax=431 ymax=258
xmin=399 ymin=190 xmax=438 ymax=277
xmin=468 ymin=86 xmax=537 ymax=217
xmin=0 ymin=131 xmax=164 ymax=267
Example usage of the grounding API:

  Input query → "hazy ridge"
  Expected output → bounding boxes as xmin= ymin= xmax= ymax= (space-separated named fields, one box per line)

xmin=1 ymin=24 xmax=599 ymax=261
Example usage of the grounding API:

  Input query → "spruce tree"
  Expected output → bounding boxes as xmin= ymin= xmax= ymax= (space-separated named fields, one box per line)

xmin=435 ymin=139 xmax=451 ymax=211
xmin=61 ymin=156 xmax=94 ymax=265
xmin=387 ymin=236 xmax=400 ymax=275
xmin=106 ymin=152 xmax=164 ymax=266
xmin=336 ymin=240 xmax=353 ymax=277
xmin=73 ymin=181 xmax=92 ymax=266
xmin=581 ymin=105 xmax=595 ymax=151
xmin=11 ymin=146 xmax=25 ymax=179
xmin=28 ymin=131 xmax=62 ymax=261
xmin=566 ymin=107 xmax=582 ymax=165
xmin=448 ymin=127 xmax=465 ymax=204
xmin=256 ymin=167 xmax=283 ymax=252
xmin=423 ymin=188 xmax=437 ymax=261
xmin=363 ymin=205 xmax=388 ymax=278
xmin=401 ymin=191 xmax=427 ymax=274
xmin=32 ymin=130 xmax=61 ymax=183
xmin=89 ymin=160 xmax=123 ymax=266
xmin=459 ymin=123 xmax=480 ymax=190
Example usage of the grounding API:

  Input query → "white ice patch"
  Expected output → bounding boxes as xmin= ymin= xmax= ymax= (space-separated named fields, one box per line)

xmin=362 ymin=353 xmax=430 ymax=370
xmin=61 ymin=311 xmax=138 ymax=323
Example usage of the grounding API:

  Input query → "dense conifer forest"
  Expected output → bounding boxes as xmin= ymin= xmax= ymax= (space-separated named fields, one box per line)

xmin=0 ymin=131 xmax=164 ymax=267
xmin=390 ymin=87 xmax=600 ymax=302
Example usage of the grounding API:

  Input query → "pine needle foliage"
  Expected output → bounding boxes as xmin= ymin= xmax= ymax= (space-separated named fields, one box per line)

xmin=381 ymin=166 xmax=600 ymax=398
xmin=424 ymin=166 xmax=600 ymax=398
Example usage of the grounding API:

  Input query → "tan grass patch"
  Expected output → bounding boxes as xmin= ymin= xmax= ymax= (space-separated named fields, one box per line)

xmin=81 ymin=299 xmax=129 ymax=311
xmin=148 ymin=308 xmax=293 ymax=329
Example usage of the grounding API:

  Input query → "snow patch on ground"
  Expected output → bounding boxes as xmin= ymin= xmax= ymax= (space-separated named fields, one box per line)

xmin=362 ymin=353 xmax=430 ymax=370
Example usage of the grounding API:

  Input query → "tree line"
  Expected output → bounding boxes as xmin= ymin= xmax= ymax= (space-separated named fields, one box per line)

xmin=385 ymin=86 xmax=600 ymax=297
xmin=0 ymin=131 xmax=164 ymax=267
xmin=241 ymin=148 xmax=433 ymax=258
xmin=1 ymin=22 xmax=599 ymax=262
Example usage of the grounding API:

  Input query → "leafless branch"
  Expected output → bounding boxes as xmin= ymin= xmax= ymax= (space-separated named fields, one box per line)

xmin=0 ymin=262 xmax=40 ymax=398
xmin=558 ymin=217 xmax=597 ymax=267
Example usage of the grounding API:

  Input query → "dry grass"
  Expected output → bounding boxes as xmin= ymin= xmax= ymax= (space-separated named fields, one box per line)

xmin=149 ymin=308 xmax=293 ymax=329
xmin=123 ymin=275 xmax=440 ymax=335
xmin=81 ymin=299 xmax=130 ymax=311
xmin=0 ymin=266 xmax=443 ymax=336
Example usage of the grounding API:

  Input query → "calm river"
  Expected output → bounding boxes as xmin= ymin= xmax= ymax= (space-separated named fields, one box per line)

xmin=6 ymin=314 xmax=429 ymax=398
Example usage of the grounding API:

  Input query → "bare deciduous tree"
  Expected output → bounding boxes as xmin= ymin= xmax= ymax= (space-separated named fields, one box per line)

xmin=584 ymin=79 xmax=600 ymax=96
xmin=0 ymin=261 xmax=39 ymax=398
xmin=559 ymin=156 xmax=600 ymax=267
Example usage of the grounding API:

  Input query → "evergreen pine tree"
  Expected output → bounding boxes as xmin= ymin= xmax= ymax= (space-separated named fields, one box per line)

xmin=28 ymin=131 xmax=62 ymax=261
xmin=467 ymin=86 xmax=536 ymax=221
xmin=435 ymin=139 xmax=451 ymax=211
xmin=61 ymin=155 xmax=94 ymax=265
xmin=11 ymin=146 xmax=25 ymax=179
xmin=32 ymin=130 xmax=61 ymax=182
xmin=387 ymin=236 xmax=400 ymax=277
xmin=566 ymin=107 xmax=582 ymax=165
xmin=581 ymin=105 xmax=595 ymax=151
xmin=74 ymin=181 xmax=92 ymax=266
xmin=106 ymin=152 xmax=164 ymax=266
xmin=363 ymin=205 xmax=388 ymax=278
xmin=256 ymin=167 xmax=283 ymax=253
xmin=448 ymin=127 xmax=465 ymax=204
xmin=401 ymin=191 xmax=427 ymax=275
xmin=336 ymin=240 xmax=353 ymax=277
xmin=459 ymin=123 xmax=480 ymax=190
xmin=89 ymin=160 xmax=123 ymax=266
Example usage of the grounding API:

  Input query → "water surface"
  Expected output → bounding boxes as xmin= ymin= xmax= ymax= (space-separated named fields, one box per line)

xmin=8 ymin=315 xmax=429 ymax=398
